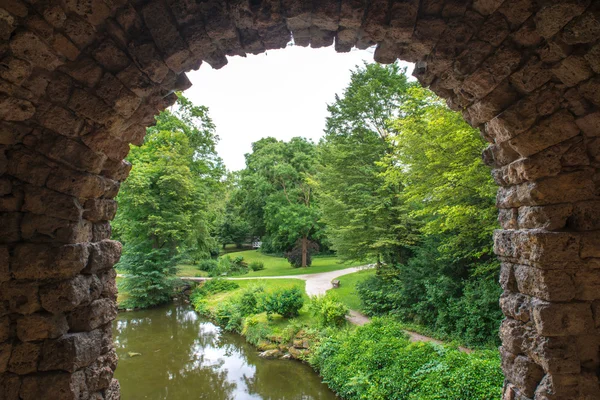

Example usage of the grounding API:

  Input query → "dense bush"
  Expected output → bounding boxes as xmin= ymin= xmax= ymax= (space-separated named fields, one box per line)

xmin=356 ymin=242 xmax=502 ymax=347
xmin=249 ymin=261 xmax=265 ymax=271
xmin=238 ymin=285 xmax=264 ymax=316
xmin=214 ymin=301 xmax=244 ymax=332
xmin=207 ymin=256 xmax=249 ymax=277
xmin=309 ymin=295 xmax=349 ymax=328
xmin=311 ymin=318 xmax=503 ymax=400
xmin=262 ymin=287 xmax=304 ymax=319
xmin=197 ymin=259 xmax=218 ymax=272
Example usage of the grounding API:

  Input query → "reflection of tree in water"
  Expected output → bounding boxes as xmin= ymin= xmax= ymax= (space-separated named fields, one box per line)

xmin=113 ymin=303 xmax=336 ymax=400
xmin=114 ymin=303 xmax=236 ymax=399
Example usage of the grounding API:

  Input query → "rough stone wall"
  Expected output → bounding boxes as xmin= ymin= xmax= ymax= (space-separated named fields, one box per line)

xmin=0 ymin=0 xmax=598 ymax=399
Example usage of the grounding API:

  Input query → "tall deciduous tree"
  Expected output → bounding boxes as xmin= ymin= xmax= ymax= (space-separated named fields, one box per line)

xmin=317 ymin=62 xmax=416 ymax=264
xmin=238 ymin=137 xmax=322 ymax=266
xmin=113 ymin=94 xmax=225 ymax=308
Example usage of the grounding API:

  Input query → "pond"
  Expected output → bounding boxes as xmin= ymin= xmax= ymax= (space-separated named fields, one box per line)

xmin=113 ymin=302 xmax=338 ymax=400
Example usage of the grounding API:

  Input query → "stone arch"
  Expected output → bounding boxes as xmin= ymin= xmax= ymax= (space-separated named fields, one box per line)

xmin=0 ymin=0 xmax=599 ymax=398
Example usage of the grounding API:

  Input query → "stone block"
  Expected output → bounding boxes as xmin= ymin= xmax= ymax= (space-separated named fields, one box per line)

xmin=574 ymin=111 xmax=600 ymax=138
xmin=498 ymin=208 xmax=518 ymax=230
xmin=20 ymin=370 xmax=87 ymax=400
xmin=22 ymin=185 xmax=82 ymax=222
xmin=1 ymin=282 xmax=41 ymax=315
xmin=99 ymin=269 xmax=117 ymax=300
xmin=462 ymin=46 xmax=522 ymax=100
xmin=9 ymin=31 xmax=62 ymax=71
xmin=561 ymin=9 xmax=600 ymax=45
xmin=508 ymin=110 xmax=580 ymax=158
xmin=526 ymin=335 xmax=581 ymax=375
xmin=81 ymin=130 xmax=130 ymax=162
xmin=500 ymin=347 xmax=545 ymax=398
xmin=578 ymin=77 xmax=600 ymax=107
xmin=500 ymin=291 xmax=531 ymax=322
xmin=85 ymin=352 xmax=115 ymax=391
xmin=8 ymin=342 xmax=41 ymax=375
xmin=0 ymin=212 xmax=21 ymax=243
xmin=533 ymin=0 xmax=589 ymax=39
xmin=33 ymin=131 xmax=107 ymax=174
xmin=576 ymin=335 xmax=600 ymax=369
xmin=580 ymin=233 xmax=600 ymax=259
xmin=538 ymin=38 xmax=572 ymax=63
xmin=6 ymin=148 xmax=54 ymax=186
xmin=82 ymin=240 xmax=122 ymax=274
xmin=40 ymin=275 xmax=102 ymax=314
xmin=93 ymin=39 xmax=130 ymax=72
xmin=517 ymin=204 xmax=572 ymax=230
xmin=11 ymin=243 xmax=89 ymax=281
xmin=532 ymin=300 xmax=594 ymax=336
xmin=500 ymin=318 xmax=529 ymax=354
xmin=105 ymin=378 xmax=120 ymax=400
xmin=92 ymin=222 xmax=111 ymax=242
xmin=68 ymin=299 xmax=116 ymax=332
xmin=553 ymin=55 xmax=593 ymax=87
xmin=40 ymin=330 xmax=102 ymax=372
xmin=0 ymin=343 xmax=12 ymax=373
xmin=83 ymin=199 xmax=118 ymax=222
xmin=67 ymin=88 xmax=113 ymax=125
xmin=534 ymin=373 xmax=580 ymax=399
xmin=509 ymin=57 xmax=553 ymax=94
xmin=0 ymin=316 xmax=9 ymax=342
xmin=569 ymin=200 xmax=600 ymax=231
xmin=467 ymin=81 xmax=521 ymax=126
xmin=101 ymin=159 xmax=132 ymax=182
xmin=514 ymin=264 xmax=576 ymax=302
xmin=494 ymin=230 xmax=581 ymax=265
xmin=0 ymin=95 xmax=35 ymax=122
xmin=63 ymin=57 xmax=103 ymax=88
xmin=35 ymin=103 xmax=84 ymax=138
xmin=0 ymin=372 xmax=21 ymax=400
xmin=16 ymin=313 xmax=68 ymax=342
xmin=482 ymin=142 xmax=520 ymax=168
xmin=116 ymin=63 xmax=156 ymax=99
xmin=0 ymin=57 xmax=32 ymax=85
xmin=584 ymin=43 xmax=600 ymax=74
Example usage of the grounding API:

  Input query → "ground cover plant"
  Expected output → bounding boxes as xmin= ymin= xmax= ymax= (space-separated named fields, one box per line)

xmin=310 ymin=318 xmax=503 ymax=400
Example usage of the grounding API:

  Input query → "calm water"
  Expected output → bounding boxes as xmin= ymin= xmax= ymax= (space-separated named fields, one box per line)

xmin=113 ymin=302 xmax=338 ymax=400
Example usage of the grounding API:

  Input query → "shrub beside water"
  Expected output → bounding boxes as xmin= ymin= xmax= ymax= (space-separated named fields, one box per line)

xmin=262 ymin=287 xmax=304 ymax=319
xmin=309 ymin=295 xmax=349 ymax=328
xmin=310 ymin=318 xmax=503 ymax=400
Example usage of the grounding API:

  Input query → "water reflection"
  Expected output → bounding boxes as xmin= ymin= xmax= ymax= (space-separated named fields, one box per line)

xmin=113 ymin=303 xmax=337 ymax=400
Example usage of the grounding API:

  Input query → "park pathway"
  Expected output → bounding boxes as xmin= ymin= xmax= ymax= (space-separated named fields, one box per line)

xmin=174 ymin=265 xmax=369 ymax=296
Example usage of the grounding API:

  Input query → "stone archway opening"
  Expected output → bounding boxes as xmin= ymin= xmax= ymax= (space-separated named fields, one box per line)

xmin=0 ymin=1 xmax=599 ymax=399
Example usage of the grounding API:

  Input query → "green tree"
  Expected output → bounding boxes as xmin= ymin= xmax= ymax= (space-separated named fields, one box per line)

xmin=317 ymin=62 xmax=416 ymax=264
xmin=113 ymin=94 xmax=225 ymax=308
xmin=216 ymin=174 xmax=251 ymax=248
xmin=238 ymin=137 xmax=322 ymax=266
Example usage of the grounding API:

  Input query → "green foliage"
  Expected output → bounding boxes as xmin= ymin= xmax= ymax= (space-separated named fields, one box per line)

xmin=285 ymin=239 xmax=319 ymax=268
xmin=317 ymin=62 xmax=417 ymax=264
xmin=248 ymin=261 xmax=265 ymax=271
xmin=309 ymin=295 xmax=349 ymax=328
xmin=236 ymin=137 xmax=325 ymax=262
xmin=197 ymin=259 xmax=218 ymax=272
xmin=262 ymin=287 xmax=304 ymax=319
xmin=310 ymin=318 xmax=503 ymax=400
xmin=113 ymin=94 xmax=225 ymax=308
xmin=214 ymin=301 xmax=244 ymax=332
xmin=238 ymin=284 xmax=264 ymax=316
xmin=191 ymin=278 xmax=239 ymax=300
xmin=207 ymin=255 xmax=249 ymax=277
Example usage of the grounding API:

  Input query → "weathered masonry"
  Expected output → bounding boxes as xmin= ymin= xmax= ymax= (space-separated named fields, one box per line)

xmin=0 ymin=0 xmax=599 ymax=398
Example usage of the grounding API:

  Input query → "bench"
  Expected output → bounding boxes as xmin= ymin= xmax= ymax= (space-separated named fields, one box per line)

xmin=332 ymin=279 xmax=340 ymax=288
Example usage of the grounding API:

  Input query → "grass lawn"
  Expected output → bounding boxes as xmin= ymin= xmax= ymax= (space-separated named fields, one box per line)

xmin=176 ymin=264 xmax=209 ymax=278
xmin=217 ymin=250 xmax=364 ymax=277
xmin=327 ymin=268 xmax=376 ymax=311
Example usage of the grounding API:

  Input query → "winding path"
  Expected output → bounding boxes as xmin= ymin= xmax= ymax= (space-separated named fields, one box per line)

xmin=174 ymin=265 xmax=370 ymax=296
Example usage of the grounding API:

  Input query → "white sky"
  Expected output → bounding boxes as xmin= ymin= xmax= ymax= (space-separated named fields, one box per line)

xmin=185 ymin=44 xmax=413 ymax=171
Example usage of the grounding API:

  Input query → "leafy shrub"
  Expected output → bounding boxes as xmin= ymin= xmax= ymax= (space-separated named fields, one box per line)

xmin=310 ymin=295 xmax=349 ymax=328
xmin=208 ymin=256 xmax=249 ymax=277
xmin=249 ymin=261 xmax=265 ymax=271
xmin=262 ymin=287 xmax=304 ymax=319
xmin=197 ymin=259 xmax=218 ymax=273
xmin=242 ymin=315 xmax=271 ymax=346
xmin=310 ymin=318 xmax=503 ymax=400
xmin=237 ymin=285 xmax=264 ymax=316
xmin=214 ymin=301 xmax=243 ymax=332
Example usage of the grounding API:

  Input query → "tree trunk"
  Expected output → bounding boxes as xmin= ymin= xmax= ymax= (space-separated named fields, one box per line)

xmin=301 ymin=235 xmax=308 ymax=267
